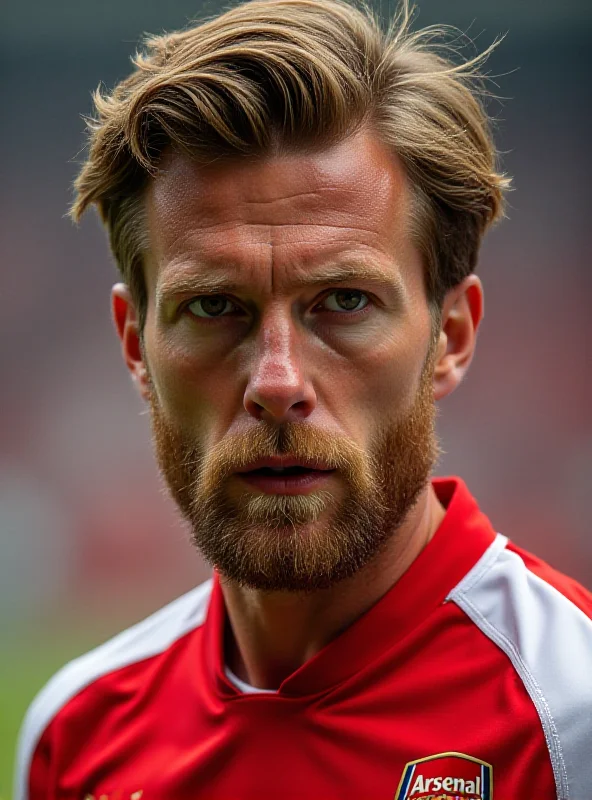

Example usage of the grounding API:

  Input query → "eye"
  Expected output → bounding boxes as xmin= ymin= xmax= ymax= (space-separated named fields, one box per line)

xmin=185 ymin=290 xmax=371 ymax=321
xmin=319 ymin=289 xmax=370 ymax=313
xmin=187 ymin=295 xmax=238 ymax=318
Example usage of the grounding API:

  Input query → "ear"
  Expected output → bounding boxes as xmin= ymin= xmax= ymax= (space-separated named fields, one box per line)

xmin=111 ymin=283 xmax=151 ymax=401
xmin=433 ymin=274 xmax=484 ymax=401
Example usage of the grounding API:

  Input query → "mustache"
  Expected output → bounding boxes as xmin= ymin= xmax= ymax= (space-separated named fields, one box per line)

xmin=161 ymin=422 xmax=369 ymax=477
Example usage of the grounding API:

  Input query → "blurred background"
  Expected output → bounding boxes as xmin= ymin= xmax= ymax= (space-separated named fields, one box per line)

xmin=1 ymin=0 xmax=590 ymax=789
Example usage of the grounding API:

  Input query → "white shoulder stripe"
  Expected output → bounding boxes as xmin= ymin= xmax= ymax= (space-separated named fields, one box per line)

xmin=449 ymin=535 xmax=592 ymax=800
xmin=14 ymin=579 xmax=213 ymax=800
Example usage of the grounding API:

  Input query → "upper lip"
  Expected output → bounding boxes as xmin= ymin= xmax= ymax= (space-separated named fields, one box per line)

xmin=235 ymin=456 xmax=334 ymax=473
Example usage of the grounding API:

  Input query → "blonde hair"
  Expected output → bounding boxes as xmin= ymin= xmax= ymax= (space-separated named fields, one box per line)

xmin=70 ymin=0 xmax=510 ymax=329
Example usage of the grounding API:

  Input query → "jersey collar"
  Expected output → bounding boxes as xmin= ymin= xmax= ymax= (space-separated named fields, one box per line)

xmin=203 ymin=476 xmax=497 ymax=698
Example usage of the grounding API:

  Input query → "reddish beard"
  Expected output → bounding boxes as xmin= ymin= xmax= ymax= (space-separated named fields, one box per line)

xmin=146 ymin=353 xmax=440 ymax=592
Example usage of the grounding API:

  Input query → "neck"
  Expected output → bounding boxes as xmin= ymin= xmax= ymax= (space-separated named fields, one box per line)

xmin=221 ymin=482 xmax=446 ymax=690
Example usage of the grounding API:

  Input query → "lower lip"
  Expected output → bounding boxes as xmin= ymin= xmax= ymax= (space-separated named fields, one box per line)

xmin=236 ymin=470 xmax=335 ymax=494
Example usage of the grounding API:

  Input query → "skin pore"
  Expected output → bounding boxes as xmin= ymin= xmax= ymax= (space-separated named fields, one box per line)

xmin=112 ymin=129 xmax=483 ymax=690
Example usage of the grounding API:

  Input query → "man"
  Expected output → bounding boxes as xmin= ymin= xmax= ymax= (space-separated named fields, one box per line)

xmin=15 ymin=0 xmax=592 ymax=798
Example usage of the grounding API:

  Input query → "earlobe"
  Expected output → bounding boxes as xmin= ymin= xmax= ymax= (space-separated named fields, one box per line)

xmin=433 ymin=275 xmax=484 ymax=401
xmin=111 ymin=283 xmax=151 ymax=401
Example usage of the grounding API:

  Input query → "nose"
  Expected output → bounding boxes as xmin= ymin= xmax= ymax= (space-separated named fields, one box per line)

xmin=243 ymin=312 xmax=317 ymax=424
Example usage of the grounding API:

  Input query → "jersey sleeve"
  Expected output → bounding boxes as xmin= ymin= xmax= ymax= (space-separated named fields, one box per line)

xmin=13 ymin=583 xmax=213 ymax=799
xmin=14 ymin=687 xmax=55 ymax=800
xmin=449 ymin=534 xmax=592 ymax=800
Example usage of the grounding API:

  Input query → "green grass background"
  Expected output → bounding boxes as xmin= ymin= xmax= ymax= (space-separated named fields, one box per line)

xmin=1 ymin=623 xmax=123 ymax=798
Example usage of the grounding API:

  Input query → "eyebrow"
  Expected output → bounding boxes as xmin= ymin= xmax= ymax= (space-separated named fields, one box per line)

xmin=157 ymin=262 xmax=404 ymax=305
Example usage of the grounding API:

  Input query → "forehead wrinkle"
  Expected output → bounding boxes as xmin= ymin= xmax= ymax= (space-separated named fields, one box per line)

xmin=154 ymin=219 xmax=390 ymax=289
xmin=241 ymin=189 xmax=326 ymax=205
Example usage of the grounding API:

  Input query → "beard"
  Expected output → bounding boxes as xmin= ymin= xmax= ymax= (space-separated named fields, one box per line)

xmin=147 ymin=348 xmax=440 ymax=593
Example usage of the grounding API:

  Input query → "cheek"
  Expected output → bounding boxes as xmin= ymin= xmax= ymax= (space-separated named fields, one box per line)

xmin=354 ymin=327 xmax=427 ymax=418
xmin=144 ymin=322 xmax=233 ymax=428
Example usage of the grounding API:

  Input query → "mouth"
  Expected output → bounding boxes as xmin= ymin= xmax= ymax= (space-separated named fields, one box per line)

xmin=236 ymin=465 xmax=336 ymax=495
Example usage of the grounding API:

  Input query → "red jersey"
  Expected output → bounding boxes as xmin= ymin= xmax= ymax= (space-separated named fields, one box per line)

xmin=15 ymin=477 xmax=592 ymax=800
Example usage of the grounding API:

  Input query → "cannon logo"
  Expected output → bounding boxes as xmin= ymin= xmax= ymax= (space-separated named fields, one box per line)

xmin=394 ymin=752 xmax=492 ymax=800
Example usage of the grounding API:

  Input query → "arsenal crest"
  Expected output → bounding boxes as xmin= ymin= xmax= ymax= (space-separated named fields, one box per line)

xmin=394 ymin=752 xmax=493 ymax=800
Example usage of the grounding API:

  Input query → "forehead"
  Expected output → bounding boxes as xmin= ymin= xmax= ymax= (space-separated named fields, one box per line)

xmin=144 ymin=130 xmax=416 ymax=290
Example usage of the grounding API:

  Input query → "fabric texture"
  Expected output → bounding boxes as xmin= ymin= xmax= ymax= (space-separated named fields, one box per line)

xmin=15 ymin=477 xmax=592 ymax=800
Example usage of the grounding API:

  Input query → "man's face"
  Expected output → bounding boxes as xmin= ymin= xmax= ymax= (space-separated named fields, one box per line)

xmin=140 ymin=130 xmax=439 ymax=591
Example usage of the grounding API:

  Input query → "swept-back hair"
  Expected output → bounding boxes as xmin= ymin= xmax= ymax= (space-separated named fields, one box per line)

xmin=71 ymin=0 xmax=510 ymax=329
